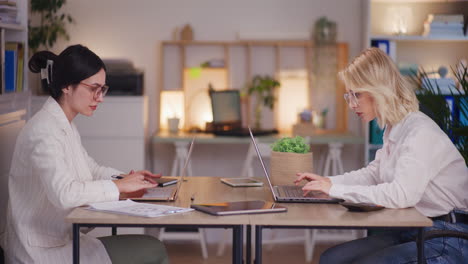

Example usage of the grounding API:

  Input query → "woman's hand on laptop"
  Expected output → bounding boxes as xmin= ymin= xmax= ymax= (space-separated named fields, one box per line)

xmin=133 ymin=170 xmax=162 ymax=182
xmin=294 ymin=172 xmax=332 ymax=195
xmin=114 ymin=171 xmax=159 ymax=193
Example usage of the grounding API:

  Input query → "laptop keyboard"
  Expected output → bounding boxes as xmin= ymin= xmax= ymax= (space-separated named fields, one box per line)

xmin=279 ymin=186 xmax=304 ymax=197
xmin=143 ymin=187 xmax=175 ymax=198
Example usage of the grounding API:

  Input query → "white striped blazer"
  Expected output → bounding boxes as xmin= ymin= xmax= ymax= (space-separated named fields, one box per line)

xmin=3 ymin=97 xmax=122 ymax=263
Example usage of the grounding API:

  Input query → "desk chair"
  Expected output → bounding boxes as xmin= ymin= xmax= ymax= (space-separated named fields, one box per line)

xmin=155 ymin=142 xmax=208 ymax=259
xmin=216 ymin=142 xmax=316 ymax=262
xmin=0 ymin=109 xmax=27 ymax=263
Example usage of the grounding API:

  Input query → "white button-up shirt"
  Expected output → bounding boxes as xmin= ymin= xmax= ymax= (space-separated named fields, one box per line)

xmin=329 ymin=111 xmax=468 ymax=217
xmin=4 ymin=97 xmax=121 ymax=264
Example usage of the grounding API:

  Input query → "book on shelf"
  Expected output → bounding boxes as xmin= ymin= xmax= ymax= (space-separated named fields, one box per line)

xmin=0 ymin=4 xmax=18 ymax=24
xmin=0 ymin=1 xmax=17 ymax=7
xmin=370 ymin=39 xmax=396 ymax=61
xmin=4 ymin=46 xmax=16 ymax=93
xmin=423 ymin=14 xmax=465 ymax=37
xmin=2 ymin=42 xmax=24 ymax=94
xmin=427 ymin=14 xmax=464 ymax=24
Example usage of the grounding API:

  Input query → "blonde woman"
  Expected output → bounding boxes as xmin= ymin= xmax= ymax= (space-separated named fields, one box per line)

xmin=295 ymin=48 xmax=468 ymax=263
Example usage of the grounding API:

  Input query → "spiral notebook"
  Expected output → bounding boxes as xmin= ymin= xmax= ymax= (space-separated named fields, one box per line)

xmin=88 ymin=199 xmax=193 ymax=218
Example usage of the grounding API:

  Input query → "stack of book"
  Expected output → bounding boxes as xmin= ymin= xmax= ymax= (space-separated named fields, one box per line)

xmin=2 ymin=42 xmax=24 ymax=94
xmin=0 ymin=1 xmax=18 ymax=24
xmin=423 ymin=14 xmax=465 ymax=38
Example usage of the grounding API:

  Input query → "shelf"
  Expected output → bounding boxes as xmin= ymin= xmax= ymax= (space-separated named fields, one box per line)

xmin=0 ymin=22 xmax=25 ymax=31
xmin=162 ymin=40 xmax=313 ymax=47
xmin=371 ymin=35 xmax=468 ymax=42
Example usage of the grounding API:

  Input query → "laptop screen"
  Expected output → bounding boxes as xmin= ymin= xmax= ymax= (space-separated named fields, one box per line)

xmin=210 ymin=90 xmax=242 ymax=124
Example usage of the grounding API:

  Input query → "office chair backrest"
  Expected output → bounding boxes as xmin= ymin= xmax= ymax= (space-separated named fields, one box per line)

xmin=0 ymin=109 xmax=26 ymax=238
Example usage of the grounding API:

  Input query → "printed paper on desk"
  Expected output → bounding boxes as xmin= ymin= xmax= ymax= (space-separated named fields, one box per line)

xmin=88 ymin=199 xmax=193 ymax=218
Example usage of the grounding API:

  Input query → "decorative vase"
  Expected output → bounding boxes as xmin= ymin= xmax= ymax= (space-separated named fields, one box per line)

xmin=270 ymin=151 xmax=313 ymax=186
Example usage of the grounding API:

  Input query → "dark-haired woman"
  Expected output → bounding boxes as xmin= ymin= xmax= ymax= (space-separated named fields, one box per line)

xmin=3 ymin=45 xmax=168 ymax=264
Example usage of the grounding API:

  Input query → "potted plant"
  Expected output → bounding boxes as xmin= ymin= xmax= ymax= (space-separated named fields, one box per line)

xmin=270 ymin=136 xmax=312 ymax=186
xmin=29 ymin=0 xmax=74 ymax=53
xmin=246 ymin=75 xmax=280 ymax=130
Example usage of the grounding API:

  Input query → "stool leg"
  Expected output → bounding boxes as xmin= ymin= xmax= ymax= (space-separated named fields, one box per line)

xmin=216 ymin=229 xmax=230 ymax=256
xmin=199 ymin=229 xmax=208 ymax=259
xmin=322 ymin=152 xmax=332 ymax=176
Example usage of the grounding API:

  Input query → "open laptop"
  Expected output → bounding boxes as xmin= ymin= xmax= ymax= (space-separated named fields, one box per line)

xmin=130 ymin=137 xmax=195 ymax=201
xmin=248 ymin=128 xmax=342 ymax=203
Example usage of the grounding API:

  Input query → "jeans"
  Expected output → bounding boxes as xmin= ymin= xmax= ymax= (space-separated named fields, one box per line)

xmin=320 ymin=220 xmax=468 ymax=264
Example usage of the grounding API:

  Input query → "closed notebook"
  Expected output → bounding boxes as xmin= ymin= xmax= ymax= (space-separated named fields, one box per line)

xmin=191 ymin=200 xmax=287 ymax=216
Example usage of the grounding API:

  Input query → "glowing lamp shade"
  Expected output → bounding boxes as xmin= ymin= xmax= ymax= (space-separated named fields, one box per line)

xmin=160 ymin=90 xmax=184 ymax=131
xmin=277 ymin=70 xmax=309 ymax=132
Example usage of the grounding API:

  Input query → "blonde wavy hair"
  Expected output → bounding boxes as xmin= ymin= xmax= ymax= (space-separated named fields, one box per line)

xmin=338 ymin=47 xmax=419 ymax=128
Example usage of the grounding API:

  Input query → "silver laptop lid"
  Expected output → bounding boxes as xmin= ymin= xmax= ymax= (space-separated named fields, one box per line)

xmin=173 ymin=137 xmax=195 ymax=196
xmin=181 ymin=137 xmax=195 ymax=179
xmin=248 ymin=127 xmax=278 ymax=201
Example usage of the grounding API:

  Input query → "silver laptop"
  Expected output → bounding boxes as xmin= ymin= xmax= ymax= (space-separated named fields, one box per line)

xmin=131 ymin=137 xmax=195 ymax=201
xmin=248 ymin=128 xmax=342 ymax=203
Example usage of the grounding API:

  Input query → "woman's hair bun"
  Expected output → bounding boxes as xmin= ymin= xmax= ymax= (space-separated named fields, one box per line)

xmin=28 ymin=51 xmax=58 ymax=73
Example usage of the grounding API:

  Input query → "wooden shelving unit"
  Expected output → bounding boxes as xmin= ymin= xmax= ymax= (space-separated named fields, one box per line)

xmin=159 ymin=40 xmax=349 ymax=133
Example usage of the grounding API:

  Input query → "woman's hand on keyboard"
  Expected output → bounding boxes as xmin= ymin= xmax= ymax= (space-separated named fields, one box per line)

xmin=114 ymin=171 xmax=159 ymax=193
xmin=294 ymin=172 xmax=332 ymax=196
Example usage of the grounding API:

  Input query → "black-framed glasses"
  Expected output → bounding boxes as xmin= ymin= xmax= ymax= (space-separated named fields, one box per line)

xmin=80 ymin=82 xmax=109 ymax=99
xmin=343 ymin=90 xmax=361 ymax=106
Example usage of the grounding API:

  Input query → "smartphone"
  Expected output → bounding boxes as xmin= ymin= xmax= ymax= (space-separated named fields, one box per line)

xmin=156 ymin=177 xmax=178 ymax=187
xmin=339 ymin=201 xmax=385 ymax=212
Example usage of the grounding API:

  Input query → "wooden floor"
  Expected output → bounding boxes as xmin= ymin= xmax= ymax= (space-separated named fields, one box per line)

xmin=165 ymin=242 xmax=339 ymax=264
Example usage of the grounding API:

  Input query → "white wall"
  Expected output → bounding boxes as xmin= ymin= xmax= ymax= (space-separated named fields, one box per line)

xmin=51 ymin=0 xmax=367 ymax=175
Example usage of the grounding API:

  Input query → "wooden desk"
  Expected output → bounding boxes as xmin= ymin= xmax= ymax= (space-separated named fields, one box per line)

xmin=66 ymin=177 xmax=251 ymax=264
xmin=152 ymin=131 xmax=365 ymax=176
xmin=247 ymin=181 xmax=433 ymax=264
xmin=67 ymin=177 xmax=432 ymax=264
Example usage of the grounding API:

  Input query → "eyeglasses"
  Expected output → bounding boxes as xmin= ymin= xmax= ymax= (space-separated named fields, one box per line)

xmin=343 ymin=90 xmax=361 ymax=106
xmin=80 ymin=82 xmax=109 ymax=99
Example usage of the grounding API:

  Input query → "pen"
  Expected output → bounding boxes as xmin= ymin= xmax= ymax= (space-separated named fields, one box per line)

xmin=112 ymin=170 xmax=136 ymax=180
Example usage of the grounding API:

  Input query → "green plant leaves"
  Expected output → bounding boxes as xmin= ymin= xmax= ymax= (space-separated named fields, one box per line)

xmin=28 ymin=0 xmax=74 ymax=52
xmin=414 ymin=64 xmax=468 ymax=164
xmin=271 ymin=136 xmax=310 ymax=154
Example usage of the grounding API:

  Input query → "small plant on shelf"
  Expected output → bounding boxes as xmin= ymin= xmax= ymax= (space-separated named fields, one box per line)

xmin=29 ymin=0 xmax=74 ymax=53
xmin=245 ymin=75 xmax=280 ymax=130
